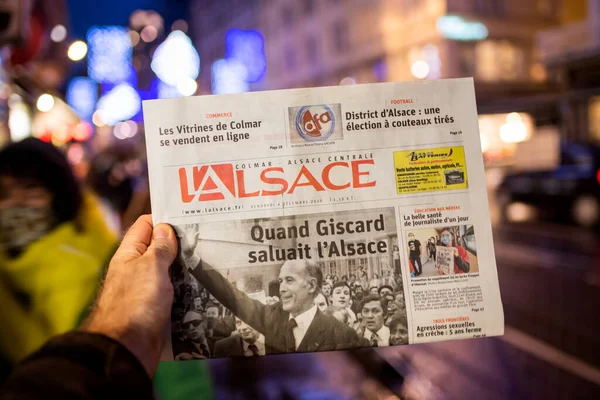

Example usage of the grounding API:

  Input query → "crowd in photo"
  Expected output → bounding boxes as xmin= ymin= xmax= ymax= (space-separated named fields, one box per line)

xmin=170 ymin=259 xmax=409 ymax=359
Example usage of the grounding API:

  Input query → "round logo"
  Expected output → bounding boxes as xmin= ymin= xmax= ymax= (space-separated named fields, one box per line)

xmin=295 ymin=105 xmax=335 ymax=142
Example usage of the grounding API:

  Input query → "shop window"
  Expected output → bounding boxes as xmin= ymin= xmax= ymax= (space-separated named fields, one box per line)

xmin=475 ymin=40 xmax=525 ymax=81
xmin=589 ymin=97 xmax=600 ymax=141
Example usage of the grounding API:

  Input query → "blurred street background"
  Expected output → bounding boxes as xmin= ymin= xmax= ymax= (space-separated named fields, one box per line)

xmin=1 ymin=0 xmax=600 ymax=399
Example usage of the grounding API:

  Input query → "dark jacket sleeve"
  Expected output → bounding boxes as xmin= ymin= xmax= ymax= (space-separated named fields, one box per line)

xmin=0 ymin=331 xmax=153 ymax=400
xmin=188 ymin=260 xmax=274 ymax=336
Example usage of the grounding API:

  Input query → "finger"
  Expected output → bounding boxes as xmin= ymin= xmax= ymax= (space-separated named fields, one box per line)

xmin=145 ymin=223 xmax=178 ymax=270
xmin=114 ymin=215 xmax=154 ymax=262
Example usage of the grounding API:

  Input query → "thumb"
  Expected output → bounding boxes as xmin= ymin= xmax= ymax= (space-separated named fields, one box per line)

xmin=145 ymin=223 xmax=178 ymax=269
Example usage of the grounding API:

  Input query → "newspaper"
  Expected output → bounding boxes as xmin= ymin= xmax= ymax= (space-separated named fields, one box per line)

xmin=142 ymin=78 xmax=504 ymax=360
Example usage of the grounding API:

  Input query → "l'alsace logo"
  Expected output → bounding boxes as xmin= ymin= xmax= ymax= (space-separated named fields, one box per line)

xmin=289 ymin=104 xmax=343 ymax=143
xmin=178 ymin=160 xmax=376 ymax=203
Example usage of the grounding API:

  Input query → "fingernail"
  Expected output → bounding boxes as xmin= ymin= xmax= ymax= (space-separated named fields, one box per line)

xmin=153 ymin=224 xmax=171 ymax=239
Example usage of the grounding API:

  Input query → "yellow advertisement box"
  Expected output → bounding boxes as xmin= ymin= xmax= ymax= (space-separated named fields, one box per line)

xmin=393 ymin=146 xmax=468 ymax=194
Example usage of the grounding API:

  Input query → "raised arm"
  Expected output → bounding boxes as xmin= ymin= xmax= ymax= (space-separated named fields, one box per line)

xmin=182 ymin=243 xmax=272 ymax=336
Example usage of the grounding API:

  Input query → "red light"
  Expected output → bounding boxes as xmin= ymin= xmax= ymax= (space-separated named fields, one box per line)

xmin=73 ymin=122 xmax=92 ymax=141
xmin=39 ymin=132 xmax=52 ymax=142
xmin=596 ymin=169 xmax=600 ymax=184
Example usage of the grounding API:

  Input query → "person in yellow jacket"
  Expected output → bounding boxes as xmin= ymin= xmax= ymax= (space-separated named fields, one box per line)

xmin=0 ymin=138 xmax=118 ymax=368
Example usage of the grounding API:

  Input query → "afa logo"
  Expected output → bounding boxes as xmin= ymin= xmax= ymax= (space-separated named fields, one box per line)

xmin=288 ymin=104 xmax=343 ymax=144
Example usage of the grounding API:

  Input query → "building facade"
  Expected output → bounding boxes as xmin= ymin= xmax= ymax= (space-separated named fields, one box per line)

xmin=190 ymin=0 xmax=261 ymax=94
xmin=191 ymin=0 xmax=563 ymax=94
xmin=258 ymin=0 xmax=562 ymax=98
xmin=536 ymin=0 xmax=600 ymax=141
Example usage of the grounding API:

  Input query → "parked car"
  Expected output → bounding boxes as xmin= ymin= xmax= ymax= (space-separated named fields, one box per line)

xmin=497 ymin=142 xmax=600 ymax=228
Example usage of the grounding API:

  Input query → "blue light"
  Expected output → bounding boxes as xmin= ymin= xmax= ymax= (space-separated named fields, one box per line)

xmin=436 ymin=15 xmax=488 ymax=41
xmin=225 ymin=29 xmax=266 ymax=83
xmin=157 ymin=80 xmax=183 ymax=99
xmin=211 ymin=58 xmax=249 ymax=94
xmin=96 ymin=84 xmax=141 ymax=126
xmin=66 ymin=77 xmax=97 ymax=121
xmin=87 ymin=26 xmax=133 ymax=83
xmin=151 ymin=30 xmax=200 ymax=87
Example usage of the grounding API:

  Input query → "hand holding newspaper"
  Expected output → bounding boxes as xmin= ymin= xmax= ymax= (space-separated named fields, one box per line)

xmin=143 ymin=78 xmax=504 ymax=360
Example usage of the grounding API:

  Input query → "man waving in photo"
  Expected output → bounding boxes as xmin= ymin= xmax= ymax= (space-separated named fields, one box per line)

xmin=181 ymin=228 xmax=364 ymax=355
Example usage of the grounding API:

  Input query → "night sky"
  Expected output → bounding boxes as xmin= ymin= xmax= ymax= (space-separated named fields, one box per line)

xmin=67 ymin=0 xmax=189 ymax=38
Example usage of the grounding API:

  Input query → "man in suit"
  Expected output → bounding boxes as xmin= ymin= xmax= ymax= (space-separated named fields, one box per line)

xmin=182 ymin=238 xmax=364 ymax=354
xmin=360 ymin=294 xmax=390 ymax=347
xmin=213 ymin=317 xmax=266 ymax=357
xmin=172 ymin=311 xmax=212 ymax=360
xmin=205 ymin=302 xmax=235 ymax=339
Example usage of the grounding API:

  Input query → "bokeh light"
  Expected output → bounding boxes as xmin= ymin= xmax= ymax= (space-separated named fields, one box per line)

xmin=411 ymin=60 xmax=430 ymax=79
xmin=177 ymin=77 xmax=198 ymax=96
xmin=67 ymin=77 xmax=98 ymax=121
xmin=225 ymin=29 xmax=266 ymax=83
xmin=211 ymin=58 xmax=249 ymax=94
xmin=68 ymin=41 xmax=88 ymax=61
xmin=8 ymin=96 xmax=31 ymax=142
xmin=113 ymin=120 xmax=138 ymax=140
xmin=73 ymin=122 xmax=93 ymax=141
xmin=87 ymin=26 xmax=132 ymax=84
xmin=96 ymin=84 xmax=141 ymax=126
xmin=151 ymin=30 xmax=200 ymax=87
xmin=92 ymin=110 xmax=106 ymax=127
xmin=436 ymin=15 xmax=488 ymax=41
xmin=129 ymin=30 xmax=140 ymax=47
xmin=50 ymin=25 xmax=67 ymax=43
xmin=141 ymin=25 xmax=158 ymax=43
xmin=36 ymin=94 xmax=55 ymax=112
xmin=67 ymin=144 xmax=85 ymax=164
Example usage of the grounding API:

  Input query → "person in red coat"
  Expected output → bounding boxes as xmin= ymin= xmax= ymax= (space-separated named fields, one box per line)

xmin=438 ymin=228 xmax=470 ymax=274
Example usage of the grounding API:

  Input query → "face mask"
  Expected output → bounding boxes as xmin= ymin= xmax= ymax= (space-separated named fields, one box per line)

xmin=441 ymin=235 xmax=452 ymax=246
xmin=0 ymin=206 xmax=54 ymax=252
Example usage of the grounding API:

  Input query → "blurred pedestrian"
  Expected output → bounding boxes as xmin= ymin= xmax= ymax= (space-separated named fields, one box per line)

xmin=87 ymin=144 xmax=150 ymax=232
xmin=0 ymin=138 xmax=118 ymax=373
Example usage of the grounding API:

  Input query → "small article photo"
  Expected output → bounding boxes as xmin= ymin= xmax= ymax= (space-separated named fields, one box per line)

xmin=406 ymin=225 xmax=478 ymax=278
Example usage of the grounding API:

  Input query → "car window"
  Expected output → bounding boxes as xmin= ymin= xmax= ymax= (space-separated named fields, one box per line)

xmin=561 ymin=147 xmax=593 ymax=169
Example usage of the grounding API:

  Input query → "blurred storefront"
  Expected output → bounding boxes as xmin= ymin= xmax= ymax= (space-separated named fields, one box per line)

xmin=536 ymin=0 xmax=600 ymax=142
xmin=190 ymin=0 xmax=561 ymax=93
xmin=189 ymin=0 xmax=600 ymax=169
